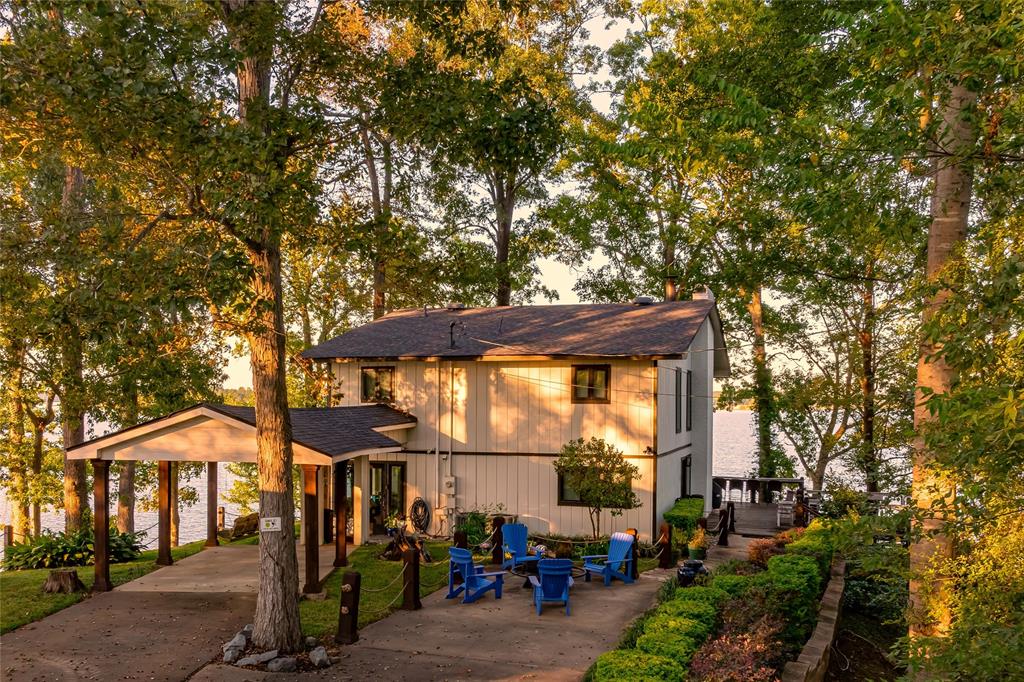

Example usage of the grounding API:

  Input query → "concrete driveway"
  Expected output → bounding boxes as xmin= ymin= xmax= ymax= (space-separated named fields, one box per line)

xmin=0 ymin=543 xmax=338 ymax=682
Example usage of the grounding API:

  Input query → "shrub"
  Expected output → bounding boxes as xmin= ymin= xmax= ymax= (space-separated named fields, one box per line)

xmin=644 ymin=614 xmax=715 ymax=643
xmin=712 ymin=574 xmax=752 ymax=597
xmin=818 ymin=483 xmax=869 ymax=519
xmin=636 ymin=630 xmax=700 ymax=667
xmin=711 ymin=558 xmax=759 ymax=576
xmin=656 ymin=597 xmax=718 ymax=624
xmin=785 ymin=530 xmax=833 ymax=579
xmin=663 ymin=496 xmax=705 ymax=535
xmin=2 ymin=528 xmax=143 ymax=570
xmin=747 ymin=538 xmax=785 ymax=568
xmin=688 ymin=613 xmax=784 ymax=682
xmin=592 ymin=649 xmax=684 ymax=682
xmin=673 ymin=585 xmax=729 ymax=608
xmin=755 ymin=553 xmax=823 ymax=648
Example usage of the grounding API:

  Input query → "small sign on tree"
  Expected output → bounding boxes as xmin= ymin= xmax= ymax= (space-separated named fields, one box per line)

xmin=554 ymin=437 xmax=641 ymax=539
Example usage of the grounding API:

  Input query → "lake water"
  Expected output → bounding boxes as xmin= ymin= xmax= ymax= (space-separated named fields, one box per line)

xmin=1 ymin=410 xmax=850 ymax=551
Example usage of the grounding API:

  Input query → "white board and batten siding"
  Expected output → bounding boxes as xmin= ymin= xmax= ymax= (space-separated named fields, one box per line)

xmin=331 ymin=359 xmax=660 ymax=539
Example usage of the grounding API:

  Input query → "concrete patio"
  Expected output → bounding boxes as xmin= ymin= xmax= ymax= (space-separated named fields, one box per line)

xmin=192 ymin=566 xmax=675 ymax=681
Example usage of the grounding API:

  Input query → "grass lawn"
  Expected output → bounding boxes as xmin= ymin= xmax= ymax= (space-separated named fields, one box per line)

xmin=0 ymin=540 xmax=206 ymax=635
xmin=300 ymin=540 xmax=462 ymax=637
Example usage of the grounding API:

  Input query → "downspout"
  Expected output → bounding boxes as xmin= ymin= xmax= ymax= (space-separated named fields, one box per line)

xmin=435 ymin=359 xmax=441 ymax=535
xmin=651 ymin=360 xmax=659 ymax=542
xmin=448 ymin=361 xmax=455 ymax=532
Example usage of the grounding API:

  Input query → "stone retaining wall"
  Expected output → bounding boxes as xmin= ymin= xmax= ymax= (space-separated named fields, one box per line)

xmin=780 ymin=560 xmax=847 ymax=682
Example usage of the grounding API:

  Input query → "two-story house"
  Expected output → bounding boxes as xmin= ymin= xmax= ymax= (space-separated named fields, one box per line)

xmin=303 ymin=289 xmax=729 ymax=542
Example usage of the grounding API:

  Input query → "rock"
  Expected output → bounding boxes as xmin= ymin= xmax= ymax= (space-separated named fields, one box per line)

xmin=309 ymin=646 xmax=330 ymax=669
xmin=267 ymin=657 xmax=297 ymax=673
xmin=223 ymin=647 xmax=243 ymax=664
xmin=236 ymin=656 xmax=259 ymax=667
xmin=231 ymin=512 xmax=259 ymax=539
xmin=242 ymin=624 xmax=254 ymax=639
xmin=305 ymin=636 xmax=319 ymax=649
xmin=255 ymin=650 xmax=279 ymax=664
xmin=223 ymin=633 xmax=247 ymax=652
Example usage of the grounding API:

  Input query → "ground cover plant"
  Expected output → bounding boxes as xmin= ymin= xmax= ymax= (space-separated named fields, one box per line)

xmin=2 ymin=528 xmax=144 ymax=570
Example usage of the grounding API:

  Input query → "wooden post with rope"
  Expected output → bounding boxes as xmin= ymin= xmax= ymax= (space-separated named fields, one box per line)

xmin=401 ymin=548 xmax=422 ymax=610
xmin=658 ymin=521 xmax=673 ymax=569
xmin=490 ymin=516 xmax=505 ymax=566
xmin=335 ymin=571 xmax=360 ymax=645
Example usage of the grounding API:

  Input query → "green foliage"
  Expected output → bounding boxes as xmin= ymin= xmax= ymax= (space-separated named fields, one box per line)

xmin=553 ymin=437 xmax=641 ymax=538
xmin=671 ymin=585 xmax=729 ymax=608
xmin=2 ymin=528 xmax=143 ymax=570
xmin=662 ymin=497 xmax=705 ymax=536
xmin=711 ymin=574 xmax=752 ymax=598
xmin=656 ymin=597 xmax=718 ymax=624
xmin=818 ymin=484 xmax=870 ymax=520
xmin=454 ymin=504 xmax=505 ymax=546
xmin=635 ymin=630 xmax=699 ymax=668
xmin=592 ymin=649 xmax=684 ymax=682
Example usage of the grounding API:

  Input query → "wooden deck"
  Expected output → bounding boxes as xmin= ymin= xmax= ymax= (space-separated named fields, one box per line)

xmin=720 ymin=502 xmax=786 ymax=538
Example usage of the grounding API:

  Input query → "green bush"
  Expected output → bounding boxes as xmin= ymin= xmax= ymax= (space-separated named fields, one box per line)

xmin=785 ymin=529 xmax=833 ymax=579
xmin=754 ymin=553 xmax=823 ymax=648
xmin=2 ymin=528 xmax=143 ymax=570
xmin=663 ymin=496 xmax=705 ymax=535
xmin=636 ymin=630 xmax=700 ymax=667
xmin=644 ymin=614 xmax=714 ymax=642
xmin=818 ymin=484 xmax=869 ymax=519
xmin=592 ymin=649 xmax=684 ymax=682
xmin=672 ymin=585 xmax=729 ymax=607
xmin=656 ymin=597 xmax=718 ymax=624
xmin=711 ymin=574 xmax=752 ymax=597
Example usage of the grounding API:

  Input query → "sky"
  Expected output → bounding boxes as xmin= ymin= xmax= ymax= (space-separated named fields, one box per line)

xmin=224 ymin=11 xmax=633 ymax=390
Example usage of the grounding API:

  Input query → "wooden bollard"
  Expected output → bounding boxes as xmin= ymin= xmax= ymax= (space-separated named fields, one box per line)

xmin=3 ymin=524 xmax=12 ymax=548
xmin=453 ymin=530 xmax=468 ymax=549
xmin=625 ymin=528 xmax=640 ymax=579
xmin=217 ymin=506 xmax=225 ymax=531
xmin=401 ymin=548 xmax=422 ymax=610
xmin=490 ymin=516 xmax=505 ymax=566
xmin=335 ymin=571 xmax=360 ymax=645
xmin=728 ymin=501 xmax=736 ymax=533
xmin=658 ymin=522 xmax=673 ymax=569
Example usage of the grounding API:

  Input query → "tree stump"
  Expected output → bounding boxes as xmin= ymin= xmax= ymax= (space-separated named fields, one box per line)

xmin=43 ymin=569 xmax=87 ymax=594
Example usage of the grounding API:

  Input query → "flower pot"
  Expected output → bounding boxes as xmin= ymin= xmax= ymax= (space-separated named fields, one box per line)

xmin=687 ymin=547 xmax=707 ymax=560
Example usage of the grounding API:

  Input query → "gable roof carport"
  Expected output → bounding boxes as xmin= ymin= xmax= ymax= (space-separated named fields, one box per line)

xmin=67 ymin=402 xmax=416 ymax=596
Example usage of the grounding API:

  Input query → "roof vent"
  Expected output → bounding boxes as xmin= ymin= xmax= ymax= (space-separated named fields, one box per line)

xmin=632 ymin=296 xmax=656 ymax=306
xmin=446 ymin=302 xmax=466 ymax=311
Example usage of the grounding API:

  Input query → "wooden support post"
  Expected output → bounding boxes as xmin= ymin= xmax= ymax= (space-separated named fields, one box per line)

xmin=335 ymin=571 xmax=360 ymax=645
xmin=157 ymin=460 xmax=173 ymax=566
xmin=218 ymin=506 xmax=225 ymax=531
xmin=728 ymin=501 xmax=737 ymax=533
xmin=3 ymin=524 xmax=12 ymax=548
xmin=334 ymin=462 xmax=348 ymax=567
xmin=625 ymin=528 xmax=639 ymax=579
xmin=302 ymin=464 xmax=320 ymax=594
xmin=401 ymin=548 xmax=422 ymax=610
xmin=92 ymin=459 xmax=112 ymax=592
xmin=205 ymin=462 xmax=219 ymax=548
xmin=658 ymin=521 xmax=673 ymax=569
xmin=453 ymin=530 xmax=468 ymax=549
xmin=490 ymin=516 xmax=505 ymax=566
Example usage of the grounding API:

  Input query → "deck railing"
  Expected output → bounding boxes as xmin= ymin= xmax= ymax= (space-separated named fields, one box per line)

xmin=712 ymin=476 xmax=806 ymax=506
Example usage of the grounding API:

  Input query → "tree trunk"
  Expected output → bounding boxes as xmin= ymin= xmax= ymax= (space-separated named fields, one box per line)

xmin=746 ymin=286 xmax=775 ymax=475
xmin=7 ymin=348 xmax=31 ymax=540
xmin=909 ymin=83 xmax=976 ymax=648
xmin=860 ymin=265 xmax=878 ymax=492
xmin=170 ymin=462 xmax=180 ymax=547
xmin=223 ymin=0 xmax=302 ymax=651
xmin=662 ymin=229 xmax=677 ymax=301
xmin=31 ymin=419 xmax=45 ymax=536
xmin=493 ymin=179 xmax=515 ymax=307
xmin=116 ymin=388 xmax=139 ymax=534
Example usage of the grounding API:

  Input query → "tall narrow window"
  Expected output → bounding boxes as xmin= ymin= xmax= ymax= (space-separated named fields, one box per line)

xmin=674 ymin=367 xmax=683 ymax=434
xmin=360 ymin=366 xmax=395 ymax=403
xmin=686 ymin=369 xmax=693 ymax=431
xmin=571 ymin=365 xmax=611 ymax=404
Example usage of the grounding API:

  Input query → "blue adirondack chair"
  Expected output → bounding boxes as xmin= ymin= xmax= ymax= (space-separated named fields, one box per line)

xmin=446 ymin=547 xmax=504 ymax=604
xmin=529 ymin=559 xmax=574 ymax=615
xmin=582 ymin=532 xmax=635 ymax=586
xmin=501 ymin=523 xmax=540 ymax=571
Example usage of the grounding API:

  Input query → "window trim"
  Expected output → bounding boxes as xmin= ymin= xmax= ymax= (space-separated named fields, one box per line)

xmin=674 ymin=367 xmax=683 ymax=434
xmin=685 ymin=369 xmax=693 ymax=432
xmin=570 ymin=364 xmax=612 ymax=404
xmin=360 ymin=365 xmax=395 ymax=404
xmin=557 ymin=472 xmax=587 ymax=506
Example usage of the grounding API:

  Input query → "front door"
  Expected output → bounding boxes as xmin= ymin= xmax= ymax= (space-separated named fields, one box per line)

xmin=369 ymin=462 xmax=405 ymax=535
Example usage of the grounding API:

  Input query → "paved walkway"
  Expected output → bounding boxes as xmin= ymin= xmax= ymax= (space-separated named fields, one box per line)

xmin=192 ymin=567 xmax=675 ymax=682
xmin=0 ymin=543 xmax=338 ymax=682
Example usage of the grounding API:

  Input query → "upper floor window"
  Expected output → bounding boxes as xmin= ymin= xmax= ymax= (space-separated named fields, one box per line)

xmin=360 ymin=366 xmax=394 ymax=403
xmin=571 ymin=364 xmax=611 ymax=404
xmin=674 ymin=368 xmax=683 ymax=434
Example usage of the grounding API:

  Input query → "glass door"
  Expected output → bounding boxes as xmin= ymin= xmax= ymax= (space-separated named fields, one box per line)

xmin=369 ymin=462 xmax=406 ymax=535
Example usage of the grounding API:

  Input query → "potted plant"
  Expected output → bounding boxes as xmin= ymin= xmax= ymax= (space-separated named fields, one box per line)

xmin=687 ymin=527 xmax=709 ymax=560
xmin=384 ymin=511 xmax=402 ymax=536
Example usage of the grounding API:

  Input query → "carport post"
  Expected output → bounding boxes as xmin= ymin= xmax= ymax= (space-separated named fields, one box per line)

xmin=91 ymin=459 xmax=112 ymax=592
xmin=333 ymin=461 xmax=348 ymax=567
xmin=302 ymin=464 xmax=320 ymax=594
xmin=205 ymin=462 xmax=219 ymax=548
xmin=157 ymin=460 xmax=173 ymax=566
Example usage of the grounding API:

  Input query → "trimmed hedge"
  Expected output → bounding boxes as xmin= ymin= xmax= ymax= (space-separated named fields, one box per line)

xmin=750 ymin=545 xmax=830 ymax=648
xmin=672 ymin=585 xmax=729 ymax=607
xmin=636 ymin=630 xmax=700 ymax=667
xmin=711 ymin=573 xmax=752 ymax=597
xmin=655 ymin=598 xmax=718 ymax=623
xmin=644 ymin=614 xmax=715 ymax=642
xmin=592 ymin=649 xmax=685 ymax=682
xmin=663 ymin=496 xmax=705 ymax=534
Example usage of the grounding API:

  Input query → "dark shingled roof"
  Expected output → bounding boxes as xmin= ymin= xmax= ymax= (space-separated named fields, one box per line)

xmin=302 ymin=300 xmax=721 ymax=361
xmin=206 ymin=403 xmax=415 ymax=457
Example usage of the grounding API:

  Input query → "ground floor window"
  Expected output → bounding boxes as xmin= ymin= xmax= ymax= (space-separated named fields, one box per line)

xmin=557 ymin=473 xmax=585 ymax=505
